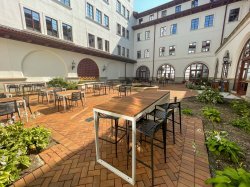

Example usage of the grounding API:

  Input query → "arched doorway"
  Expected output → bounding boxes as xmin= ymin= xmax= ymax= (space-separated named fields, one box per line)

xmin=77 ymin=58 xmax=99 ymax=79
xmin=235 ymin=39 xmax=250 ymax=95
xmin=136 ymin=66 xmax=150 ymax=81
xmin=157 ymin=64 xmax=175 ymax=80
xmin=184 ymin=62 xmax=209 ymax=82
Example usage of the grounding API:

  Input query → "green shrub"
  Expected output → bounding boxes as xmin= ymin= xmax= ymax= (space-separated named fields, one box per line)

xmin=182 ymin=108 xmax=193 ymax=116
xmin=48 ymin=78 xmax=78 ymax=90
xmin=206 ymin=131 xmax=244 ymax=164
xmin=202 ymin=107 xmax=221 ymax=123
xmin=206 ymin=167 xmax=250 ymax=187
xmin=230 ymin=100 xmax=250 ymax=117
xmin=230 ymin=117 xmax=250 ymax=133
xmin=197 ymin=88 xmax=224 ymax=104
xmin=0 ymin=122 xmax=51 ymax=186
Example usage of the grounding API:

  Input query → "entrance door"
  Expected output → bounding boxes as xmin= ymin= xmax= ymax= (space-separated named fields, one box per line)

xmin=237 ymin=60 xmax=250 ymax=95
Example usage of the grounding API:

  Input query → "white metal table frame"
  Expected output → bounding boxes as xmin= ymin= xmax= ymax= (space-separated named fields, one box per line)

xmin=93 ymin=92 xmax=169 ymax=185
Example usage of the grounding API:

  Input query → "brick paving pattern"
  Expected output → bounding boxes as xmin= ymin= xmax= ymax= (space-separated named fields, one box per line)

xmin=7 ymin=84 xmax=210 ymax=187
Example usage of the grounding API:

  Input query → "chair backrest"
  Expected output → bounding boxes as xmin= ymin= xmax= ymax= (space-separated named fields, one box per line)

xmin=0 ymin=93 xmax=6 ymax=98
xmin=0 ymin=101 xmax=18 ymax=116
xmin=53 ymin=87 xmax=63 ymax=93
xmin=93 ymin=84 xmax=101 ymax=90
xmin=119 ymin=86 xmax=126 ymax=92
xmin=71 ymin=92 xmax=81 ymax=101
xmin=8 ymin=84 xmax=19 ymax=89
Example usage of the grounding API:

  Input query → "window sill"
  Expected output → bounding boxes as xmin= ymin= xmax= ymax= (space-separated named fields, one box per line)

xmin=85 ymin=17 xmax=110 ymax=30
xmin=51 ymin=0 xmax=72 ymax=10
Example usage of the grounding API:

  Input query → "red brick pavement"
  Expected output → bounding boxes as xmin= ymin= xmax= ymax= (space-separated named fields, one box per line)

xmin=7 ymin=84 xmax=211 ymax=187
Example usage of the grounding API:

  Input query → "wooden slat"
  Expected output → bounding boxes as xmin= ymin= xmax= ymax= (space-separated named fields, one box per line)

xmin=94 ymin=90 xmax=169 ymax=117
xmin=0 ymin=97 xmax=23 ymax=103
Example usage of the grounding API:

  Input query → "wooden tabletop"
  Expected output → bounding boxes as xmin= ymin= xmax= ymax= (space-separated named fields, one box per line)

xmin=94 ymin=90 xmax=170 ymax=117
xmin=56 ymin=90 xmax=82 ymax=97
xmin=0 ymin=97 xmax=24 ymax=103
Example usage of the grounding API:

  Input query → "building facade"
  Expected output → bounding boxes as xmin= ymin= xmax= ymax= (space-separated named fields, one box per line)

xmin=0 ymin=0 xmax=250 ymax=98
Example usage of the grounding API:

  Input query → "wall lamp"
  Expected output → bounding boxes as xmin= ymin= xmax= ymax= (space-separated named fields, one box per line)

xmin=102 ymin=65 xmax=107 ymax=72
xmin=223 ymin=51 xmax=232 ymax=66
xmin=72 ymin=60 xmax=76 ymax=70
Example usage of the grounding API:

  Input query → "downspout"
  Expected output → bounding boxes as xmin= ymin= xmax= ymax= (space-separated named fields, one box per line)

xmin=220 ymin=1 xmax=229 ymax=45
xmin=125 ymin=62 xmax=127 ymax=80
xmin=152 ymin=12 xmax=158 ymax=80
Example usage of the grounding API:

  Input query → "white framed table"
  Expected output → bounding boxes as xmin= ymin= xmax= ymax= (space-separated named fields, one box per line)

xmin=40 ymin=88 xmax=66 ymax=103
xmin=93 ymin=90 xmax=170 ymax=185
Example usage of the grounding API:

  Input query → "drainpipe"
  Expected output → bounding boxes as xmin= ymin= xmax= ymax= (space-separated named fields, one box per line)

xmin=125 ymin=62 xmax=127 ymax=80
xmin=152 ymin=13 xmax=158 ymax=81
xmin=221 ymin=1 xmax=229 ymax=45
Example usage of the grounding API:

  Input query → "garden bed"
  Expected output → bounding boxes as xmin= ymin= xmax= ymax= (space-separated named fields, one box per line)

xmin=181 ymin=97 xmax=250 ymax=176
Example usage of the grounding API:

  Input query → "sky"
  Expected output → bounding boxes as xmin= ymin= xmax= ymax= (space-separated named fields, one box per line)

xmin=134 ymin=0 xmax=172 ymax=13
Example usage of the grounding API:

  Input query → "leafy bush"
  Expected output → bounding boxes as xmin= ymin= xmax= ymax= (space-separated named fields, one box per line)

xmin=0 ymin=122 xmax=51 ymax=186
xmin=206 ymin=131 xmax=244 ymax=164
xmin=197 ymin=88 xmax=224 ymax=104
xmin=48 ymin=78 xmax=78 ymax=90
xmin=206 ymin=167 xmax=250 ymax=187
xmin=185 ymin=82 xmax=207 ymax=90
xmin=230 ymin=117 xmax=250 ymax=133
xmin=230 ymin=100 xmax=250 ymax=117
xmin=202 ymin=107 xmax=221 ymax=123
xmin=182 ymin=108 xmax=193 ymax=116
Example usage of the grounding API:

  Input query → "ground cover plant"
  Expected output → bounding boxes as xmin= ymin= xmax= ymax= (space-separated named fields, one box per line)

xmin=0 ymin=122 xmax=51 ymax=187
xmin=197 ymin=88 xmax=224 ymax=104
xmin=182 ymin=108 xmax=193 ymax=116
xmin=48 ymin=77 xmax=78 ymax=90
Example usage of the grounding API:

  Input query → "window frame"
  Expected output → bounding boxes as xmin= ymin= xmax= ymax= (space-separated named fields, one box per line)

xmin=191 ymin=18 xmax=199 ymax=30
xmin=45 ymin=16 xmax=58 ymax=37
xmin=201 ymin=40 xmax=211 ymax=52
xmin=96 ymin=9 xmax=102 ymax=24
xmin=145 ymin=31 xmax=150 ymax=40
xmin=188 ymin=42 xmax=196 ymax=54
xmin=23 ymin=7 xmax=41 ymax=32
xmin=159 ymin=47 xmax=165 ymax=57
xmin=160 ymin=26 xmax=167 ymax=37
xmin=88 ymin=33 xmax=95 ymax=48
xmin=204 ymin=14 xmax=214 ymax=28
xmin=228 ymin=8 xmax=240 ymax=22
xmin=62 ymin=23 xmax=73 ymax=41
xmin=169 ymin=45 xmax=176 ymax=56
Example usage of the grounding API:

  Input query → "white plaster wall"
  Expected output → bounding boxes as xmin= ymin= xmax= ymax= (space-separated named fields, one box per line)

xmin=0 ymin=38 xmax=133 ymax=81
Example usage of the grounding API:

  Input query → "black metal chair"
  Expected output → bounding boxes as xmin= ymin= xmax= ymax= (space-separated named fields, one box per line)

xmin=156 ymin=97 xmax=182 ymax=136
xmin=7 ymin=84 xmax=20 ymax=95
xmin=23 ymin=95 xmax=32 ymax=114
xmin=0 ymin=100 xmax=21 ymax=120
xmin=53 ymin=88 xmax=65 ymax=111
xmin=97 ymin=113 xmax=127 ymax=157
xmin=66 ymin=92 xmax=84 ymax=107
xmin=118 ymin=86 xmax=126 ymax=97
xmin=127 ymin=109 xmax=174 ymax=186
xmin=38 ymin=90 xmax=48 ymax=103
xmin=22 ymin=84 xmax=33 ymax=95
xmin=93 ymin=84 xmax=103 ymax=95
xmin=0 ymin=93 xmax=6 ymax=98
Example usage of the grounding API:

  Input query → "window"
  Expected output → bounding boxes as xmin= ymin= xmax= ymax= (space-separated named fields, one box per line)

xmin=170 ymin=24 xmax=177 ymax=35
xmin=160 ymin=26 xmax=167 ymax=37
xmin=103 ymin=0 xmax=109 ymax=4
xmin=88 ymin=33 xmax=95 ymax=48
xmin=117 ymin=23 xmax=121 ymax=35
xmin=105 ymin=40 xmax=109 ymax=52
xmin=191 ymin=18 xmax=199 ymax=30
xmin=62 ymin=23 xmax=72 ymax=41
xmin=58 ymin=0 xmax=70 ymax=7
xmin=161 ymin=10 xmax=167 ymax=17
xmin=97 ymin=37 xmax=103 ymax=50
xmin=137 ymin=51 xmax=141 ymax=59
xmin=45 ymin=16 xmax=58 ymax=37
xmin=169 ymin=45 xmax=175 ymax=56
xmin=139 ymin=18 xmax=143 ymax=24
xmin=86 ymin=3 xmax=94 ymax=19
xmin=126 ymin=10 xmax=130 ymax=19
xmin=159 ymin=47 xmax=165 ymax=57
xmin=117 ymin=45 xmax=121 ymax=55
xmin=122 ymin=27 xmax=125 ymax=37
xmin=104 ymin=15 xmax=109 ymax=28
xmin=202 ymin=40 xmax=210 ymax=52
xmin=96 ymin=9 xmax=102 ymax=24
xmin=149 ymin=14 xmax=154 ymax=21
xmin=185 ymin=63 xmax=209 ymax=81
xmin=204 ymin=15 xmax=214 ymax=27
xmin=116 ymin=1 xmax=121 ymax=13
xmin=122 ymin=5 xmax=125 ymax=16
xmin=191 ymin=0 xmax=198 ymax=8
xmin=157 ymin=64 xmax=175 ymax=80
xmin=23 ymin=8 xmax=41 ymax=32
xmin=126 ymin=49 xmax=129 ymax=58
xmin=137 ymin=33 xmax=141 ymax=41
xmin=188 ymin=42 xmax=196 ymax=54
xmin=126 ymin=30 xmax=129 ymax=39
xmin=145 ymin=31 xmax=150 ymax=40
xmin=122 ymin=47 xmax=125 ymax=56
xmin=144 ymin=49 xmax=150 ymax=58
xmin=136 ymin=66 xmax=150 ymax=80
xmin=175 ymin=5 xmax=181 ymax=13
xmin=228 ymin=8 xmax=240 ymax=22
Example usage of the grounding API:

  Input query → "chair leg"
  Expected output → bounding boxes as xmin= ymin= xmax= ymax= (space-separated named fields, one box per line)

xmin=126 ymin=121 xmax=130 ymax=169
xmin=179 ymin=105 xmax=182 ymax=134
xmin=115 ymin=119 xmax=118 ymax=158
xmin=162 ymin=121 xmax=167 ymax=163
xmin=28 ymin=106 xmax=32 ymax=114
xmin=172 ymin=112 xmax=175 ymax=144
xmin=151 ymin=137 xmax=154 ymax=186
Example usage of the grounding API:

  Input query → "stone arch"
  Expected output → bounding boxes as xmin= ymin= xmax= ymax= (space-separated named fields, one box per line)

xmin=156 ymin=63 xmax=175 ymax=80
xmin=184 ymin=62 xmax=209 ymax=82
xmin=77 ymin=58 xmax=99 ymax=79
xmin=21 ymin=50 xmax=67 ymax=80
xmin=136 ymin=66 xmax=150 ymax=80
